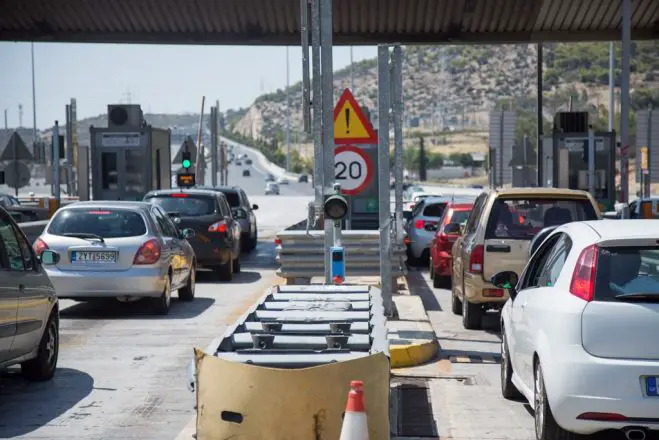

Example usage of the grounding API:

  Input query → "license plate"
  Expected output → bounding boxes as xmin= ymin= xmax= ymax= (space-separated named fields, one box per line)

xmin=646 ymin=376 xmax=658 ymax=396
xmin=71 ymin=251 xmax=118 ymax=264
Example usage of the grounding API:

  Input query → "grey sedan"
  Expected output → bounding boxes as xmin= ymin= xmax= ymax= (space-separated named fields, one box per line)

xmin=34 ymin=201 xmax=197 ymax=315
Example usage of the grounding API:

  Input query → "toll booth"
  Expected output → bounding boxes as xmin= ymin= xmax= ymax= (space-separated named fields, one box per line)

xmin=90 ymin=104 xmax=171 ymax=201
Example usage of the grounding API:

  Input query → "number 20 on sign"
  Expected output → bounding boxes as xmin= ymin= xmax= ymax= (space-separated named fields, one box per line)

xmin=334 ymin=145 xmax=373 ymax=195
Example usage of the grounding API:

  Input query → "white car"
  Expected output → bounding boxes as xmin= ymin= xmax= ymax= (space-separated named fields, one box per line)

xmin=494 ymin=220 xmax=659 ymax=440
xmin=277 ymin=177 xmax=289 ymax=185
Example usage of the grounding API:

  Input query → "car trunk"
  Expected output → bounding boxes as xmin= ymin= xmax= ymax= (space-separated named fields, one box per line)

xmin=177 ymin=214 xmax=229 ymax=247
xmin=581 ymin=241 xmax=659 ymax=360
xmin=483 ymin=239 xmax=529 ymax=281
xmin=45 ymin=236 xmax=143 ymax=272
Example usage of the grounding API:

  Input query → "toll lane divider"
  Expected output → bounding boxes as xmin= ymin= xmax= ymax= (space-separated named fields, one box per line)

xmin=388 ymin=293 xmax=439 ymax=369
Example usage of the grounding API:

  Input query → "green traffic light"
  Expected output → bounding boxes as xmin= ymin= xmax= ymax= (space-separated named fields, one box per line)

xmin=182 ymin=159 xmax=191 ymax=168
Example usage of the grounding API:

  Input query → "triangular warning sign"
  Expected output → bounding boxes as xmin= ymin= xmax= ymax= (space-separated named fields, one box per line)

xmin=333 ymin=89 xmax=377 ymax=144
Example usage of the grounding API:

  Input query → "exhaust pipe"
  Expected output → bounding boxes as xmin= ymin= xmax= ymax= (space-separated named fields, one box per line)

xmin=623 ymin=427 xmax=646 ymax=440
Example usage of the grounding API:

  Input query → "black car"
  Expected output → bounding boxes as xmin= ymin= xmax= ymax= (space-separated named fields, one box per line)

xmin=245 ymin=159 xmax=253 ymax=165
xmin=242 ymin=169 xmax=251 ymax=177
xmin=298 ymin=174 xmax=308 ymax=183
xmin=265 ymin=173 xmax=275 ymax=182
xmin=143 ymin=189 xmax=241 ymax=281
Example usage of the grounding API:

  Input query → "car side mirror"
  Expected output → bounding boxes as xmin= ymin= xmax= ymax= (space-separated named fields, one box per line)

xmin=252 ymin=204 xmax=259 ymax=210
xmin=40 ymin=249 xmax=60 ymax=266
xmin=490 ymin=271 xmax=519 ymax=300
xmin=181 ymin=228 xmax=195 ymax=239
xmin=443 ymin=222 xmax=461 ymax=235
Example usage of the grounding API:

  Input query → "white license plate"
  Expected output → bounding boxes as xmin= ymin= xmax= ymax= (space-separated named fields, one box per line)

xmin=71 ymin=251 xmax=118 ymax=264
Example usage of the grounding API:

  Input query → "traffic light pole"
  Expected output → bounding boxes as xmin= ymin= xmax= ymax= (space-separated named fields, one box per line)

xmin=53 ymin=121 xmax=61 ymax=203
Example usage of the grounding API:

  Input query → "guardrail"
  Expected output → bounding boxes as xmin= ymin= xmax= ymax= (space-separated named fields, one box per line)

xmin=275 ymin=230 xmax=407 ymax=282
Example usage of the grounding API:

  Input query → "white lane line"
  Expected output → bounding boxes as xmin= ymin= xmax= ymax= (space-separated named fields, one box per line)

xmin=174 ymin=415 xmax=196 ymax=440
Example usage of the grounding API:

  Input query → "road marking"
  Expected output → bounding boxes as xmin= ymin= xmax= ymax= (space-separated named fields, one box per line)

xmin=448 ymin=355 xmax=501 ymax=364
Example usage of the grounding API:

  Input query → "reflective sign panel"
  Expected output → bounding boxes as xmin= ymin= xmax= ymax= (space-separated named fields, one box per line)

xmin=177 ymin=173 xmax=196 ymax=188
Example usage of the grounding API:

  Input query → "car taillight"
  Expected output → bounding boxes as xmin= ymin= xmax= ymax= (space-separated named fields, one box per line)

xmin=33 ymin=238 xmax=48 ymax=257
xmin=469 ymin=244 xmax=484 ymax=274
xmin=208 ymin=221 xmax=227 ymax=233
xmin=415 ymin=219 xmax=424 ymax=229
xmin=569 ymin=244 xmax=598 ymax=302
xmin=274 ymin=238 xmax=282 ymax=246
xmin=133 ymin=239 xmax=161 ymax=265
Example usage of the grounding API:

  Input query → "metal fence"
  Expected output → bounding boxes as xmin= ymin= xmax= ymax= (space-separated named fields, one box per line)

xmin=275 ymin=229 xmax=407 ymax=282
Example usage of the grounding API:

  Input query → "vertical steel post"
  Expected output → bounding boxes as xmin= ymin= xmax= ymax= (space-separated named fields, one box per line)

xmin=608 ymin=42 xmax=615 ymax=132
xmin=31 ymin=43 xmax=38 ymax=160
xmin=285 ymin=46 xmax=291 ymax=173
xmin=620 ymin=0 xmax=631 ymax=203
xmin=211 ymin=106 xmax=218 ymax=186
xmin=350 ymin=46 xmax=355 ymax=93
xmin=378 ymin=45 xmax=393 ymax=316
xmin=320 ymin=0 xmax=334 ymax=283
xmin=588 ymin=128 xmax=595 ymax=195
xmin=536 ymin=43 xmax=544 ymax=187
xmin=301 ymin=0 xmax=311 ymax=135
xmin=644 ymin=109 xmax=652 ymax=197
xmin=392 ymin=46 xmax=404 ymax=244
xmin=65 ymin=104 xmax=73 ymax=196
xmin=53 ymin=121 xmax=61 ymax=203
xmin=311 ymin=0 xmax=323 ymax=210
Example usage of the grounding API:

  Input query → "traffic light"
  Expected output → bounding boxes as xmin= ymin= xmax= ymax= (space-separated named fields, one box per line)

xmin=182 ymin=151 xmax=192 ymax=169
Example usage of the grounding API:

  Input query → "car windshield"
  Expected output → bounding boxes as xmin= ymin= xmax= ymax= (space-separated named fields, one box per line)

xmin=422 ymin=202 xmax=447 ymax=217
xmin=145 ymin=194 xmax=216 ymax=216
xmin=486 ymin=198 xmax=598 ymax=240
xmin=48 ymin=208 xmax=147 ymax=238
xmin=594 ymin=246 xmax=659 ymax=302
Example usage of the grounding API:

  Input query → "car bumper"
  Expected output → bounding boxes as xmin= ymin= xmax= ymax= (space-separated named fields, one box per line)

xmin=408 ymin=230 xmax=433 ymax=259
xmin=432 ymin=252 xmax=452 ymax=276
xmin=46 ymin=267 xmax=166 ymax=299
xmin=548 ymin=347 xmax=659 ymax=434
xmin=463 ymin=273 xmax=508 ymax=304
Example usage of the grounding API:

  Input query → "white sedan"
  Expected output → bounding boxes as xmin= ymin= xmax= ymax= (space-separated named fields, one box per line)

xmin=493 ymin=220 xmax=659 ymax=440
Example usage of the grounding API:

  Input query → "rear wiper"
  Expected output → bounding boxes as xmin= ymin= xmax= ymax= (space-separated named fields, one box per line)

xmin=614 ymin=292 xmax=659 ymax=302
xmin=62 ymin=232 xmax=105 ymax=243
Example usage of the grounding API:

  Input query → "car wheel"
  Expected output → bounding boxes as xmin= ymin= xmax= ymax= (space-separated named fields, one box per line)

xmin=428 ymin=257 xmax=435 ymax=279
xmin=216 ymin=258 xmax=233 ymax=282
xmin=451 ymin=290 xmax=462 ymax=315
xmin=232 ymin=254 xmax=241 ymax=273
xmin=500 ymin=328 xmax=522 ymax=399
xmin=534 ymin=362 xmax=578 ymax=440
xmin=433 ymin=274 xmax=447 ymax=289
xmin=178 ymin=263 xmax=196 ymax=302
xmin=462 ymin=296 xmax=482 ymax=329
xmin=21 ymin=311 xmax=59 ymax=381
xmin=153 ymin=275 xmax=172 ymax=315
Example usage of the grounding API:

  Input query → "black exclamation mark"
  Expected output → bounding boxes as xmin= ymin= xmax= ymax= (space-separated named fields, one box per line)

xmin=345 ymin=108 xmax=350 ymax=133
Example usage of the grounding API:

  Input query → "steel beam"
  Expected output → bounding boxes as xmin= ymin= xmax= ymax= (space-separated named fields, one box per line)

xmin=311 ymin=0 xmax=323 ymax=211
xmin=536 ymin=43 xmax=544 ymax=187
xmin=620 ymin=0 xmax=631 ymax=203
xmin=392 ymin=45 xmax=404 ymax=244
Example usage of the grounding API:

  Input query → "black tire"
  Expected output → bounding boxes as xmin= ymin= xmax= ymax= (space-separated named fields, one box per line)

xmin=451 ymin=291 xmax=463 ymax=315
xmin=429 ymin=258 xmax=435 ymax=279
xmin=153 ymin=275 xmax=172 ymax=315
xmin=500 ymin=328 xmax=523 ymax=400
xmin=232 ymin=254 xmax=241 ymax=273
xmin=433 ymin=274 xmax=446 ymax=289
xmin=21 ymin=311 xmax=59 ymax=381
xmin=250 ymin=229 xmax=258 ymax=250
xmin=215 ymin=258 xmax=233 ymax=282
xmin=178 ymin=264 xmax=196 ymax=302
xmin=534 ymin=362 xmax=580 ymax=440
xmin=462 ymin=297 xmax=483 ymax=330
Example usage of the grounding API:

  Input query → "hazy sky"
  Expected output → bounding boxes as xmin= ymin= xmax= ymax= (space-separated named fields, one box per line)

xmin=1 ymin=42 xmax=378 ymax=130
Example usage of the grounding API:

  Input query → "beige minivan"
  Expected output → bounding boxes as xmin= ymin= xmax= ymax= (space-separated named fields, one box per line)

xmin=451 ymin=188 xmax=601 ymax=329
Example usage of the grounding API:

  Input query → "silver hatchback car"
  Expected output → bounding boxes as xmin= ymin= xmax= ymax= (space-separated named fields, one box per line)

xmin=34 ymin=201 xmax=197 ymax=315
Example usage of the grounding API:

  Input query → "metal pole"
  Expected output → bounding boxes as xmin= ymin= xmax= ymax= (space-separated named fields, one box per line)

xmin=286 ymin=46 xmax=291 ymax=173
xmin=608 ymin=42 xmax=615 ymax=132
xmin=392 ymin=46 xmax=404 ymax=245
xmin=320 ymin=0 xmax=335 ymax=283
xmin=3 ymin=109 xmax=6 ymax=129
xmin=211 ymin=106 xmax=218 ymax=186
xmin=31 ymin=43 xmax=38 ymax=152
xmin=588 ymin=128 xmax=595 ymax=195
xmin=620 ymin=0 xmax=631 ymax=203
xmin=311 ymin=0 xmax=323 ymax=210
xmin=12 ymin=132 xmax=18 ymax=196
xmin=536 ymin=43 xmax=544 ymax=187
xmin=350 ymin=46 xmax=355 ymax=92
xmin=65 ymin=104 xmax=73 ymax=196
xmin=301 ymin=0 xmax=311 ymax=134
xmin=53 ymin=121 xmax=61 ymax=203
xmin=645 ymin=109 xmax=652 ymax=198
xmin=377 ymin=45 xmax=393 ymax=316
xmin=523 ymin=134 xmax=528 ymax=186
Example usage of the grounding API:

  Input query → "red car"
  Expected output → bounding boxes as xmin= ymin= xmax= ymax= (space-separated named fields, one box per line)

xmin=429 ymin=203 xmax=473 ymax=288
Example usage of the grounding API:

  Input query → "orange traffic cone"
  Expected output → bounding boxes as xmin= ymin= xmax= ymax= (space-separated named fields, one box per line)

xmin=339 ymin=380 xmax=369 ymax=440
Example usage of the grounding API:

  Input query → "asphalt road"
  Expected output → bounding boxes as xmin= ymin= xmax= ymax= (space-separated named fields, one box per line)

xmin=0 ymin=167 xmax=312 ymax=439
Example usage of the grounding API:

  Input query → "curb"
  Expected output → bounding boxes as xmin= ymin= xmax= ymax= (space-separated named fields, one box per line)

xmin=389 ymin=339 xmax=439 ymax=369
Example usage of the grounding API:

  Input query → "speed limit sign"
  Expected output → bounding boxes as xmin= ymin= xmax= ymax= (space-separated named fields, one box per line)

xmin=334 ymin=145 xmax=373 ymax=195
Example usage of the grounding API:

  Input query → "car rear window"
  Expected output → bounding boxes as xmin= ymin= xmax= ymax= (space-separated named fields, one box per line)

xmin=423 ymin=202 xmax=447 ymax=217
xmin=145 ymin=194 xmax=216 ymax=216
xmin=486 ymin=198 xmax=598 ymax=240
xmin=450 ymin=209 xmax=472 ymax=225
xmin=218 ymin=191 xmax=240 ymax=208
xmin=48 ymin=209 xmax=147 ymax=238
xmin=594 ymin=247 xmax=659 ymax=301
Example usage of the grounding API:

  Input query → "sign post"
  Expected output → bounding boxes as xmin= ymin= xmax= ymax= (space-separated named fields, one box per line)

xmin=641 ymin=146 xmax=649 ymax=198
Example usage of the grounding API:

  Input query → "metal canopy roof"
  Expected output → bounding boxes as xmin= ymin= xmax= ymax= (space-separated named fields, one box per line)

xmin=0 ymin=0 xmax=658 ymax=45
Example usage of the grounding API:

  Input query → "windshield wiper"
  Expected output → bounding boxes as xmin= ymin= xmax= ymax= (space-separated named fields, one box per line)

xmin=614 ymin=292 xmax=659 ymax=302
xmin=62 ymin=232 xmax=105 ymax=243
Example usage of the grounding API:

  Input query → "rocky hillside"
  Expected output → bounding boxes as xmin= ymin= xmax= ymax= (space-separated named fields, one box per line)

xmin=231 ymin=42 xmax=659 ymax=141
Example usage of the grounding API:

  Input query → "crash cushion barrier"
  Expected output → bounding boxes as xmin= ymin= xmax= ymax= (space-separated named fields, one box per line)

xmin=389 ymin=340 xmax=439 ymax=369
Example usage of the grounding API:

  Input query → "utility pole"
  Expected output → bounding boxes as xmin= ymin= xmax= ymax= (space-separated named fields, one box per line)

xmin=31 ymin=42 xmax=38 ymax=156
xmin=608 ymin=42 xmax=615 ymax=132
xmin=3 ymin=109 xmax=7 ymax=129
xmin=620 ymin=0 xmax=631 ymax=203
xmin=350 ymin=46 xmax=355 ymax=92
xmin=285 ymin=46 xmax=291 ymax=173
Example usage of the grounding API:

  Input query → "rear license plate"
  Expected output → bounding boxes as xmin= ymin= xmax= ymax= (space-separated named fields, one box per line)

xmin=646 ymin=376 xmax=658 ymax=396
xmin=71 ymin=251 xmax=118 ymax=264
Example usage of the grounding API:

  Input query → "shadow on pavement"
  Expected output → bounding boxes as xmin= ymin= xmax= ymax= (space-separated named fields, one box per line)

xmin=0 ymin=367 xmax=94 ymax=437
xmin=406 ymin=271 xmax=443 ymax=311
xmin=59 ymin=297 xmax=215 ymax=320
